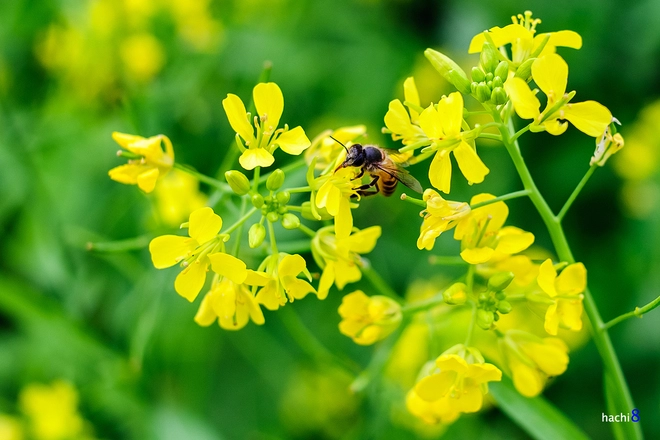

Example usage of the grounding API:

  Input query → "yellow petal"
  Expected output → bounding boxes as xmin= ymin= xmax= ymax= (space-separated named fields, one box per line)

xmin=495 ymin=226 xmax=535 ymax=254
xmin=112 ymin=132 xmax=144 ymax=149
xmin=149 ymin=235 xmax=196 ymax=269
xmin=453 ymin=141 xmax=489 ymax=184
xmin=455 ymin=385 xmax=484 ymax=413
xmin=334 ymin=261 xmax=362 ymax=289
xmin=537 ymin=259 xmax=558 ymax=297
xmin=188 ymin=207 xmax=222 ymax=244
xmin=222 ymin=94 xmax=255 ymax=144
xmin=194 ymin=293 xmax=217 ymax=326
xmin=562 ymin=101 xmax=612 ymax=137
xmin=535 ymin=30 xmax=582 ymax=53
xmin=436 ymin=92 xmax=463 ymax=136
xmin=504 ymin=77 xmax=541 ymax=120
xmin=419 ymin=104 xmax=443 ymax=139
xmin=256 ymin=281 xmax=282 ymax=311
xmin=544 ymin=303 xmax=560 ymax=335
xmin=525 ymin=340 xmax=569 ymax=376
xmin=108 ymin=163 xmax=146 ymax=185
xmin=174 ymin=260 xmax=208 ymax=302
xmin=468 ymin=24 xmax=528 ymax=53
xmin=208 ymin=253 xmax=248 ymax=284
xmin=384 ymin=99 xmax=413 ymax=135
xmin=244 ymin=270 xmax=270 ymax=286
xmin=544 ymin=118 xmax=568 ymax=135
xmin=429 ymin=150 xmax=452 ymax=193
xmin=137 ymin=167 xmax=159 ymax=193
xmin=435 ymin=354 xmax=468 ymax=372
xmin=246 ymin=290 xmax=266 ymax=325
xmin=279 ymin=254 xmax=306 ymax=277
xmin=274 ymin=126 xmax=311 ymax=155
xmin=557 ymin=298 xmax=583 ymax=331
xmin=253 ymin=82 xmax=283 ymax=132
xmin=344 ymin=226 xmax=382 ymax=254
xmin=317 ymin=265 xmax=335 ymax=300
xmin=283 ymin=278 xmax=316 ymax=300
xmin=334 ymin=197 xmax=353 ymax=239
xmin=511 ymin=362 xmax=545 ymax=397
xmin=239 ymin=148 xmax=275 ymax=170
xmin=460 ymin=247 xmax=495 ymax=264
xmin=415 ymin=373 xmax=454 ymax=402
xmin=556 ymin=262 xmax=587 ymax=295
xmin=532 ymin=54 xmax=567 ymax=98
xmin=403 ymin=77 xmax=420 ymax=120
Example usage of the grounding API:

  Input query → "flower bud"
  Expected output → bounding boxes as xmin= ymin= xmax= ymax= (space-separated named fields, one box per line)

xmin=266 ymin=169 xmax=285 ymax=191
xmin=225 ymin=170 xmax=251 ymax=196
xmin=266 ymin=211 xmax=279 ymax=223
xmin=515 ymin=58 xmax=535 ymax=81
xmin=424 ymin=48 xmax=472 ymax=95
xmin=479 ymin=42 xmax=499 ymax=73
xmin=491 ymin=87 xmax=508 ymax=105
xmin=281 ymin=213 xmax=301 ymax=230
xmin=442 ymin=282 xmax=467 ymax=305
xmin=248 ymin=223 xmax=266 ymax=248
xmin=492 ymin=77 xmax=503 ymax=89
xmin=471 ymin=67 xmax=485 ymax=82
xmin=488 ymin=272 xmax=515 ymax=291
xmin=276 ymin=190 xmax=291 ymax=205
xmin=497 ymin=300 xmax=512 ymax=314
xmin=251 ymin=193 xmax=264 ymax=208
xmin=477 ymin=309 xmax=495 ymax=330
xmin=494 ymin=60 xmax=509 ymax=80
xmin=475 ymin=83 xmax=491 ymax=102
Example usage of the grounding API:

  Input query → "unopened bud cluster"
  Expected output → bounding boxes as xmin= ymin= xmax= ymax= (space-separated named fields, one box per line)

xmin=476 ymin=271 xmax=514 ymax=329
xmin=471 ymin=43 xmax=508 ymax=105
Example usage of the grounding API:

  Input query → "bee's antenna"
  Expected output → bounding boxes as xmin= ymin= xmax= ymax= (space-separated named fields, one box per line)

xmin=329 ymin=135 xmax=349 ymax=153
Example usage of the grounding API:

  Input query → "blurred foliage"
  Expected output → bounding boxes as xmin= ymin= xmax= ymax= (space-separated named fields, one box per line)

xmin=0 ymin=0 xmax=659 ymax=438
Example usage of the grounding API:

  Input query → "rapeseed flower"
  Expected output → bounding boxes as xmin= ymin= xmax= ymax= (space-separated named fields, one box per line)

xmin=338 ymin=290 xmax=402 ymax=345
xmin=405 ymin=388 xmax=460 ymax=425
xmin=384 ymin=77 xmax=428 ymax=147
xmin=222 ymin=82 xmax=311 ymax=170
xmin=417 ymin=189 xmax=471 ymax=250
xmin=194 ymin=276 xmax=266 ymax=330
xmin=108 ymin=132 xmax=174 ymax=193
xmin=19 ymin=381 xmax=85 ymax=440
xmin=537 ymin=259 xmax=586 ymax=335
xmin=314 ymin=168 xmax=361 ymax=239
xmin=255 ymin=253 xmax=317 ymax=310
xmin=153 ymin=169 xmax=207 ymax=227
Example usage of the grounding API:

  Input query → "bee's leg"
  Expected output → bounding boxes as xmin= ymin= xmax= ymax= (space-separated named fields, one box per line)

xmin=352 ymin=175 xmax=379 ymax=197
xmin=355 ymin=168 xmax=365 ymax=179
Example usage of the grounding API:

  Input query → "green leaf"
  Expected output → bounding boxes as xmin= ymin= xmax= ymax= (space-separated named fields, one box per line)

xmin=489 ymin=378 xmax=589 ymax=440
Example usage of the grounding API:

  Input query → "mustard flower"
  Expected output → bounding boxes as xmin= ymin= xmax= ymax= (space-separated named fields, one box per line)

xmin=413 ymin=346 xmax=502 ymax=414
xmin=500 ymin=330 xmax=569 ymax=397
xmin=420 ymin=92 xmax=489 ymax=193
xmin=338 ymin=290 xmax=402 ymax=345
xmin=591 ymin=125 xmax=624 ymax=167
xmin=537 ymin=259 xmax=586 ymax=335
xmin=305 ymin=125 xmax=367 ymax=170
xmin=453 ymin=194 xmax=534 ymax=264
xmin=149 ymin=207 xmax=225 ymax=301
xmin=108 ymin=131 xmax=174 ymax=193
xmin=505 ymin=54 xmax=612 ymax=137
xmin=384 ymin=77 xmax=428 ymax=146
xmin=314 ymin=167 xmax=361 ymax=239
xmin=417 ymin=189 xmax=471 ymax=250
xmin=468 ymin=11 xmax=582 ymax=65
xmin=311 ymin=225 xmax=382 ymax=299
xmin=255 ymin=253 xmax=317 ymax=310
xmin=194 ymin=278 xmax=266 ymax=331
xmin=405 ymin=388 xmax=460 ymax=425
xmin=19 ymin=381 xmax=85 ymax=440
xmin=222 ymin=82 xmax=311 ymax=170
xmin=153 ymin=169 xmax=207 ymax=227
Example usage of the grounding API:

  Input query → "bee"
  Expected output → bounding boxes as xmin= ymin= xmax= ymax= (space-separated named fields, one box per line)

xmin=332 ymin=137 xmax=423 ymax=197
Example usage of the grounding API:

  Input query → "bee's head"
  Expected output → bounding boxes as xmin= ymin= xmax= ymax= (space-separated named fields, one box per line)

xmin=336 ymin=144 xmax=364 ymax=170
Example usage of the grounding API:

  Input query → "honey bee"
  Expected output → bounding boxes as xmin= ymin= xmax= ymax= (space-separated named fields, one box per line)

xmin=332 ymin=137 xmax=423 ymax=197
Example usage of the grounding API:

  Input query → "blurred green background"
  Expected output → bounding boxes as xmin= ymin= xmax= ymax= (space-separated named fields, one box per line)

xmin=1 ymin=0 xmax=659 ymax=438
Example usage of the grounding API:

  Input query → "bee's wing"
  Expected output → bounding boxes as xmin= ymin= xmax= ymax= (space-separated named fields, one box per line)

xmin=375 ymin=163 xmax=423 ymax=194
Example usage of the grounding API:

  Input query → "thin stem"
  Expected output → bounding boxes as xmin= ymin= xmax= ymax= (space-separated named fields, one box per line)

xmin=470 ymin=189 xmax=531 ymax=210
xmin=174 ymin=163 xmax=229 ymax=191
xmin=287 ymin=186 xmax=311 ymax=193
xmin=360 ymin=261 xmax=402 ymax=303
xmin=224 ymin=207 xmax=258 ymax=235
xmin=476 ymin=133 xmax=502 ymax=142
xmin=428 ymin=256 xmax=469 ymax=266
xmin=298 ymin=223 xmax=316 ymax=238
xmin=603 ymin=294 xmax=660 ymax=330
xmin=252 ymin=167 xmax=261 ymax=193
xmin=401 ymin=293 xmax=445 ymax=315
xmin=497 ymin=114 xmax=641 ymax=439
xmin=557 ymin=164 xmax=598 ymax=222
xmin=267 ymin=219 xmax=278 ymax=255
xmin=510 ymin=124 xmax=531 ymax=143
xmin=86 ymin=235 xmax=151 ymax=252
xmin=400 ymin=193 xmax=426 ymax=207
xmin=232 ymin=198 xmax=249 ymax=255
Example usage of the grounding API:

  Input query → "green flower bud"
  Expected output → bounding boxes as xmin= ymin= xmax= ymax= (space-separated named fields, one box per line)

xmin=442 ymin=282 xmax=468 ymax=305
xmin=497 ymin=300 xmax=512 ymax=314
xmin=471 ymin=67 xmax=485 ymax=82
xmin=492 ymin=77 xmax=503 ymax=89
xmin=251 ymin=193 xmax=264 ymax=208
xmin=475 ymin=83 xmax=491 ymax=103
xmin=266 ymin=169 xmax=285 ymax=191
xmin=485 ymin=72 xmax=494 ymax=82
xmin=470 ymin=82 xmax=477 ymax=94
xmin=495 ymin=291 xmax=506 ymax=301
xmin=491 ymin=87 xmax=508 ymax=105
xmin=266 ymin=211 xmax=279 ymax=223
xmin=424 ymin=48 xmax=472 ymax=95
xmin=493 ymin=312 xmax=500 ymax=321
xmin=479 ymin=42 xmax=499 ymax=73
xmin=276 ymin=191 xmax=291 ymax=205
xmin=248 ymin=223 xmax=266 ymax=248
xmin=225 ymin=170 xmax=251 ymax=196
xmin=281 ymin=213 xmax=301 ymax=230
xmin=261 ymin=206 xmax=268 ymax=215
xmin=488 ymin=271 xmax=515 ymax=291
xmin=515 ymin=58 xmax=535 ymax=81
xmin=494 ymin=60 xmax=509 ymax=80
xmin=477 ymin=309 xmax=495 ymax=330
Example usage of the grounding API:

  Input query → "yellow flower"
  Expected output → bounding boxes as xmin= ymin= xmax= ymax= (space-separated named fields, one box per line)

xmin=149 ymin=207 xmax=224 ymax=301
xmin=108 ymin=132 xmax=174 ymax=193
xmin=384 ymin=77 xmax=428 ymax=146
xmin=314 ymin=168 xmax=361 ymax=239
xmin=419 ymin=92 xmax=489 ymax=193
xmin=19 ymin=381 xmax=84 ymax=440
xmin=338 ymin=290 xmax=402 ymax=345
xmin=505 ymin=54 xmax=612 ymax=137
xmin=453 ymin=194 xmax=534 ymax=264
xmin=305 ymin=125 xmax=367 ymax=170
xmin=501 ymin=330 xmax=569 ymax=397
xmin=417 ymin=189 xmax=471 ymax=250
xmin=591 ymin=125 xmax=624 ymax=167
xmin=405 ymin=387 xmax=460 ymax=425
xmin=0 ymin=415 xmax=23 ymax=440
xmin=222 ymin=82 xmax=311 ymax=170
xmin=311 ymin=225 xmax=382 ymax=299
xmin=413 ymin=346 xmax=501 ymax=414
xmin=153 ymin=169 xmax=207 ymax=227
xmin=537 ymin=259 xmax=586 ymax=335
xmin=119 ymin=33 xmax=165 ymax=82
xmin=255 ymin=253 xmax=317 ymax=310
xmin=468 ymin=11 xmax=582 ymax=65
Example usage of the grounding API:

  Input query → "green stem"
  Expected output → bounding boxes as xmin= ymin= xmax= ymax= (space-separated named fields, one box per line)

xmin=428 ymin=256 xmax=469 ymax=266
xmin=360 ymin=261 xmax=402 ymax=303
xmin=400 ymin=193 xmax=426 ymax=207
xmin=287 ymin=186 xmax=311 ymax=193
xmin=174 ymin=163 xmax=229 ymax=191
xmin=557 ymin=164 xmax=598 ymax=222
xmin=298 ymin=223 xmax=316 ymax=238
xmin=510 ymin=124 xmax=531 ymax=143
xmin=252 ymin=167 xmax=261 ymax=192
xmin=86 ymin=235 xmax=151 ymax=252
xmin=497 ymin=116 xmax=641 ymax=439
xmin=401 ymin=293 xmax=445 ymax=315
xmin=224 ymin=207 xmax=258 ymax=235
xmin=603 ymin=294 xmax=660 ymax=330
xmin=464 ymin=303 xmax=477 ymax=346
xmin=477 ymin=133 xmax=502 ymax=142
xmin=232 ymin=198 xmax=249 ymax=255
xmin=470 ymin=189 xmax=531 ymax=210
